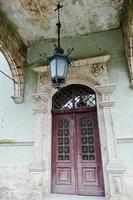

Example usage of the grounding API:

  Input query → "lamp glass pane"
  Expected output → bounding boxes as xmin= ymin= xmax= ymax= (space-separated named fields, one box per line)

xmin=57 ymin=58 xmax=67 ymax=77
xmin=50 ymin=59 xmax=56 ymax=78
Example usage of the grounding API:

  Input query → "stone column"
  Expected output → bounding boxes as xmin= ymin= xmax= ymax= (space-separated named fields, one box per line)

xmin=95 ymin=85 xmax=127 ymax=200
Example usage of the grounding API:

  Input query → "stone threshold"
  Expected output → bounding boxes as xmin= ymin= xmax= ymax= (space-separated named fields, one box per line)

xmin=44 ymin=194 xmax=107 ymax=200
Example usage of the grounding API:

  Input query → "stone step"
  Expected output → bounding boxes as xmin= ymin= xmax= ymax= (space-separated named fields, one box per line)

xmin=44 ymin=194 xmax=107 ymax=200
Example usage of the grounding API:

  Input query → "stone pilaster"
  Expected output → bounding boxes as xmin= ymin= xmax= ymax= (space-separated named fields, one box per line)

xmin=95 ymin=85 xmax=126 ymax=200
xmin=29 ymin=93 xmax=49 ymax=200
xmin=29 ymin=93 xmax=49 ymax=171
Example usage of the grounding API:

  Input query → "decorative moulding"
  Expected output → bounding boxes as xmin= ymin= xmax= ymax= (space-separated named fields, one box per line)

xmin=117 ymin=137 xmax=133 ymax=144
xmin=11 ymin=96 xmax=24 ymax=104
xmin=33 ymin=55 xmax=111 ymax=89
xmin=73 ymin=55 xmax=110 ymax=67
xmin=106 ymin=164 xmax=126 ymax=174
xmin=98 ymin=101 xmax=115 ymax=108
xmin=0 ymin=141 xmax=34 ymax=147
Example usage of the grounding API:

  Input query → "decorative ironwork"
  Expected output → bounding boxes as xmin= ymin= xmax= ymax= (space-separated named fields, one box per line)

xmin=80 ymin=117 xmax=95 ymax=160
xmin=57 ymin=119 xmax=70 ymax=160
xmin=52 ymin=84 xmax=96 ymax=110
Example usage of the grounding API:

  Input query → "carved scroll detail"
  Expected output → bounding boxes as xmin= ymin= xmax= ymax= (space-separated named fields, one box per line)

xmin=91 ymin=63 xmax=105 ymax=77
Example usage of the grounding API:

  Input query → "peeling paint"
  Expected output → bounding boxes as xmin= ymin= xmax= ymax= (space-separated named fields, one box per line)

xmin=0 ymin=0 xmax=123 ymax=44
xmin=20 ymin=0 xmax=57 ymax=27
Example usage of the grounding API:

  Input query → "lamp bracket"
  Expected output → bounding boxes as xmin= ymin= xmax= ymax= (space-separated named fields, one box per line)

xmin=55 ymin=3 xmax=63 ymax=48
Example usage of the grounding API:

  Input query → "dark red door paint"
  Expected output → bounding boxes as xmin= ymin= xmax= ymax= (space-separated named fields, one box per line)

xmin=52 ymin=110 xmax=104 ymax=196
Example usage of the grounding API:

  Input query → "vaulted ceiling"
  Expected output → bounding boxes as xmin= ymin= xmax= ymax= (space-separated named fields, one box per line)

xmin=0 ymin=0 xmax=124 ymax=45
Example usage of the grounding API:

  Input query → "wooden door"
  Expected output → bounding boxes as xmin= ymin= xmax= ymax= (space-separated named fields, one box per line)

xmin=76 ymin=112 xmax=104 ymax=196
xmin=52 ymin=113 xmax=76 ymax=194
xmin=52 ymin=110 xmax=104 ymax=196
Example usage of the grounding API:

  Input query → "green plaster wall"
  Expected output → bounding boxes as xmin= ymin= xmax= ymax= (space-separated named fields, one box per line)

xmin=0 ymin=29 xmax=133 ymax=167
xmin=0 ymin=52 xmax=36 ymax=166
xmin=27 ymin=29 xmax=124 ymax=66
xmin=0 ymin=52 xmax=36 ymax=141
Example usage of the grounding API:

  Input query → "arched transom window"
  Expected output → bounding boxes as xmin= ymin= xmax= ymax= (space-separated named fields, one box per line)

xmin=52 ymin=84 xmax=96 ymax=110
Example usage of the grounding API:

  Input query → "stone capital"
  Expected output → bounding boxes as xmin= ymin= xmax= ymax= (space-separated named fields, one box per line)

xmin=33 ymin=108 xmax=46 ymax=114
xmin=95 ymin=84 xmax=116 ymax=94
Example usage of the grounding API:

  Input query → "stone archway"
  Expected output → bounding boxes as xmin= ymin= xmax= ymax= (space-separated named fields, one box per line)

xmin=0 ymin=41 xmax=25 ymax=103
xmin=30 ymin=55 xmax=127 ymax=200
xmin=0 ymin=10 xmax=26 ymax=103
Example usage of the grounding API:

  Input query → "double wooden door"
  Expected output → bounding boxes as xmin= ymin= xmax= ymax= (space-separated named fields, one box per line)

xmin=52 ymin=110 xmax=104 ymax=196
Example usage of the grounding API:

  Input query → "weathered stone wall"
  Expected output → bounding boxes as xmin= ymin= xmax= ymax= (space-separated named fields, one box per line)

xmin=121 ymin=0 xmax=133 ymax=86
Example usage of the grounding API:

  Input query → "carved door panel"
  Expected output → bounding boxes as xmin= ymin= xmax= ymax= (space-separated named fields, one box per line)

xmin=52 ymin=113 xmax=76 ymax=194
xmin=52 ymin=111 xmax=104 ymax=196
xmin=76 ymin=112 xmax=104 ymax=196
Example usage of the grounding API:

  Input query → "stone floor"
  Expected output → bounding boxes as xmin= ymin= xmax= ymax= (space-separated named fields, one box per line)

xmin=44 ymin=194 xmax=106 ymax=200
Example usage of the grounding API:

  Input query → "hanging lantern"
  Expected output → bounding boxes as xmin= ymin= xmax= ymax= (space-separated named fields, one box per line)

xmin=46 ymin=3 xmax=73 ymax=89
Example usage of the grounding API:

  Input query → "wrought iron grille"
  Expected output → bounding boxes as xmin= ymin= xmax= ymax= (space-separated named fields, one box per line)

xmin=57 ymin=119 xmax=70 ymax=161
xmin=52 ymin=84 xmax=96 ymax=110
xmin=80 ymin=117 xmax=95 ymax=160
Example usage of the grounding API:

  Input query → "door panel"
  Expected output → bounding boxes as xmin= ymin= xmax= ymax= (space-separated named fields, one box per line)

xmin=76 ymin=112 xmax=104 ymax=196
xmin=52 ymin=114 xmax=76 ymax=194
xmin=52 ymin=111 xmax=104 ymax=196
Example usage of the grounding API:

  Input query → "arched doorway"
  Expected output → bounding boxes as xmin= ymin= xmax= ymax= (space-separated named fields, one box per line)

xmin=51 ymin=84 xmax=104 ymax=196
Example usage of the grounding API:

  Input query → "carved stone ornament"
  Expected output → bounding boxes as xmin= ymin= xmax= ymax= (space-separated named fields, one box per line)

xmin=39 ymin=71 xmax=49 ymax=84
xmin=111 ymin=0 xmax=124 ymax=9
xmin=91 ymin=63 xmax=105 ymax=77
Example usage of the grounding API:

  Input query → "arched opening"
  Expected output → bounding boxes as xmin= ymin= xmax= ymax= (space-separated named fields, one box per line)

xmin=0 ymin=41 xmax=25 ymax=103
xmin=51 ymin=84 xmax=104 ymax=196
xmin=0 ymin=51 xmax=14 ymax=95
xmin=0 ymin=51 xmax=14 ymax=140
